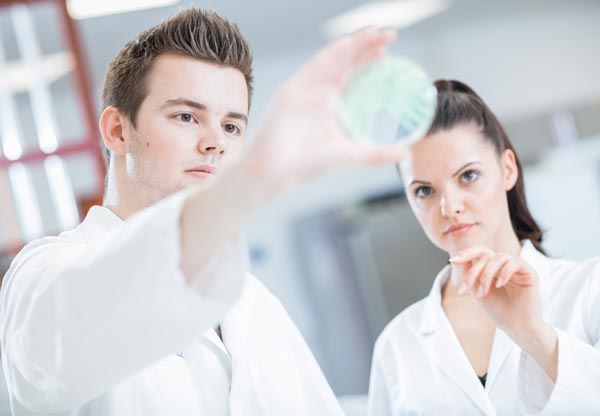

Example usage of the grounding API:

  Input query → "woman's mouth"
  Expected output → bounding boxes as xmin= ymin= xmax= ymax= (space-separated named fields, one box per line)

xmin=444 ymin=223 xmax=475 ymax=236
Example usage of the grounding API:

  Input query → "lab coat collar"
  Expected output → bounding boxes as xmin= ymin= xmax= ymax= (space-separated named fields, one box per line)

xmin=519 ymin=239 xmax=551 ymax=302
xmin=76 ymin=205 xmax=124 ymax=242
xmin=419 ymin=265 xmax=449 ymax=335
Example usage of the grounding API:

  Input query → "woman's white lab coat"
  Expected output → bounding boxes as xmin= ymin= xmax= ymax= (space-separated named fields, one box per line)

xmin=0 ymin=192 xmax=343 ymax=416
xmin=369 ymin=240 xmax=600 ymax=415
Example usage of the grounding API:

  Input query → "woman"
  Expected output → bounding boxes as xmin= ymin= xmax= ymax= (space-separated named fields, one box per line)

xmin=368 ymin=80 xmax=600 ymax=415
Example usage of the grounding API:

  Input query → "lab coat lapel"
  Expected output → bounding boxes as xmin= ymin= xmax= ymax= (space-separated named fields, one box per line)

xmin=221 ymin=274 xmax=255 ymax=360
xmin=420 ymin=267 xmax=496 ymax=415
xmin=221 ymin=276 xmax=260 ymax=416
xmin=485 ymin=328 xmax=513 ymax=392
xmin=223 ymin=277 xmax=310 ymax=416
xmin=520 ymin=240 xmax=552 ymax=305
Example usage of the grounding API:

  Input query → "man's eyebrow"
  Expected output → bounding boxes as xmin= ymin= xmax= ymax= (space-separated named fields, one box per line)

xmin=226 ymin=112 xmax=248 ymax=125
xmin=160 ymin=97 xmax=248 ymax=125
xmin=160 ymin=98 xmax=207 ymax=111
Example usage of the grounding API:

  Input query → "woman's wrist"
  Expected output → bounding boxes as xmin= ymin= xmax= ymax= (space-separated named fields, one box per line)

xmin=510 ymin=321 xmax=558 ymax=381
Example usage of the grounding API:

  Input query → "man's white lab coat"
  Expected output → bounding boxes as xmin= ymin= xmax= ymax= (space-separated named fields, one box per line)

xmin=369 ymin=240 xmax=600 ymax=415
xmin=0 ymin=192 xmax=343 ymax=416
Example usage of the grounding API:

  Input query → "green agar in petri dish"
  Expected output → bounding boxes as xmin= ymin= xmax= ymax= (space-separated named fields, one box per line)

xmin=341 ymin=56 xmax=437 ymax=146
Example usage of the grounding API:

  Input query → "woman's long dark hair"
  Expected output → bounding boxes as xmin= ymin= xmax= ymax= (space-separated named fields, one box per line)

xmin=419 ymin=80 xmax=545 ymax=253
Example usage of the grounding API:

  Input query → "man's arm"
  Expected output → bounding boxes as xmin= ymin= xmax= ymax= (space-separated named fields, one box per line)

xmin=1 ymin=192 xmax=243 ymax=412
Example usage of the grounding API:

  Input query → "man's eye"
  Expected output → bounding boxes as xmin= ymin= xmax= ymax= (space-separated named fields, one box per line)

xmin=175 ymin=113 xmax=194 ymax=123
xmin=224 ymin=123 xmax=240 ymax=135
xmin=415 ymin=186 xmax=433 ymax=198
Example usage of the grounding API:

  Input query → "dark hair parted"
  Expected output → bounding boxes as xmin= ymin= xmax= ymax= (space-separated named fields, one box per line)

xmin=101 ymin=7 xmax=253 ymax=163
xmin=424 ymin=80 xmax=545 ymax=253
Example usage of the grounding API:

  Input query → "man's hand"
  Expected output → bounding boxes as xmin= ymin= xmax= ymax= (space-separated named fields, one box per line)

xmin=245 ymin=27 xmax=409 ymax=191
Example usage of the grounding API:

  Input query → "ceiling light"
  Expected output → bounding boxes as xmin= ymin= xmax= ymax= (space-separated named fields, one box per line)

xmin=67 ymin=0 xmax=181 ymax=20
xmin=323 ymin=0 xmax=451 ymax=38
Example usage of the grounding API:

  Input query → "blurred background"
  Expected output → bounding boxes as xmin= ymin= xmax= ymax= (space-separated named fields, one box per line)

xmin=0 ymin=0 xmax=599 ymax=414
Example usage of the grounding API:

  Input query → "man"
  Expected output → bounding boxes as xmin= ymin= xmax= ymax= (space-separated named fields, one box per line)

xmin=0 ymin=7 xmax=404 ymax=416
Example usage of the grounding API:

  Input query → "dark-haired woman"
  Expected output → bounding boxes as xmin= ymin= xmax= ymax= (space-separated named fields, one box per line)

xmin=368 ymin=80 xmax=600 ymax=415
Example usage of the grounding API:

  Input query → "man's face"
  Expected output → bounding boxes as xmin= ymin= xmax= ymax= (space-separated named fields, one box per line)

xmin=122 ymin=53 xmax=249 ymax=203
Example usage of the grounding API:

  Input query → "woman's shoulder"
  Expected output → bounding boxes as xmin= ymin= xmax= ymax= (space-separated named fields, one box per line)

xmin=525 ymin=240 xmax=599 ymax=286
xmin=543 ymin=253 xmax=600 ymax=283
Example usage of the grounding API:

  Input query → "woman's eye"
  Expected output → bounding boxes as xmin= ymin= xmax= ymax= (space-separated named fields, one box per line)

xmin=175 ymin=113 xmax=194 ymax=123
xmin=415 ymin=186 xmax=433 ymax=199
xmin=460 ymin=169 xmax=479 ymax=183
xmin=223 ymin=123 xmax=240 ymax=135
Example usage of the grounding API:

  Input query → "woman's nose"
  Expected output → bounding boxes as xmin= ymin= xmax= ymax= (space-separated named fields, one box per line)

xmin=440 ymin=192 xmax=465 ymax=217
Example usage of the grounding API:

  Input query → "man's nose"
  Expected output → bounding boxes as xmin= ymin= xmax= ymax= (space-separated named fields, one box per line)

xmin=198 ymin=125 xmax=227 ymax=156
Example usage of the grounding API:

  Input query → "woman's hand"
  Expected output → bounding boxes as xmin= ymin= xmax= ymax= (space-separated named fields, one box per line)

xmin=450 ymin=245 xmax=542 ymax=335
xmin=450 ymin=245 xmax=558 ymax=380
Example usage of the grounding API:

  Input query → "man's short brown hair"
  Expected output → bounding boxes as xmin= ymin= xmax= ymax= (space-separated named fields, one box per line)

xmin=101 ymin=7 xmax=253 ymax=163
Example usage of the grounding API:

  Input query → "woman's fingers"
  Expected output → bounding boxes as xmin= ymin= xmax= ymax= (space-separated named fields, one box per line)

xmin=451 ymin=247 xmax=538 ymax=299
xmin=450 ymin=246 xmax=491 ymax=294
xmin=449 ymin=245 xmax=493 ymax=265
xmin=458 ymin=254 xmax=490 ymax=294
xmin=494 ymin=260 xmax=515 ymax=288
xmin=478 ymin=255 xmax=511 ymax=297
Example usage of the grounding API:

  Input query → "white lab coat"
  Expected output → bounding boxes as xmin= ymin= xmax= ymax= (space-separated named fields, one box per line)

xmin=0 ymin=191 xmax=343 ymax=416
xmin=369 ymin=240 xmax=600 ymax=415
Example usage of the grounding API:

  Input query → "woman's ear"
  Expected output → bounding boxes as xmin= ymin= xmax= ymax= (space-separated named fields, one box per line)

xmin=99 ymin=107 xmax=129 ymax=158
xmin=501 ymin=149 xmax=519 ymax=191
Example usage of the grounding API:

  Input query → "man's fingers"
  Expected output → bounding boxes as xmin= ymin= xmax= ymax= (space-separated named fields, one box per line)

xmin=359 ymin=143 xmax=410 ymax=165
xmin=299 ymin=27 xmax=396 ymax=87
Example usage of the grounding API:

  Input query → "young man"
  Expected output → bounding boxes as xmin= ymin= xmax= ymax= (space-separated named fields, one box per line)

xmin=0 ymin=8 xmax=404 ymax=416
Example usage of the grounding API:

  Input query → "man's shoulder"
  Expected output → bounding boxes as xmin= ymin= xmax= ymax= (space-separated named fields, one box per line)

xmin=242 ymin=274 xmax=284 ymax=309
xmin=23 ymin=227 xmax=86 ymax=253
xmin=7 ymin=228 xmax=86 ymax=273
xmin=233 ymin=274 xmax=301 ymax=330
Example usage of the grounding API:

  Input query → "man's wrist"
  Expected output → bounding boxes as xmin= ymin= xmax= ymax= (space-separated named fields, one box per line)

xmin=237 ymin=149 xmax=288 ymax=199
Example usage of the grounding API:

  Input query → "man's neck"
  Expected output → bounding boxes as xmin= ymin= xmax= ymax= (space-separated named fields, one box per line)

xmin=102 ymin=167 xmax=150 ymax=220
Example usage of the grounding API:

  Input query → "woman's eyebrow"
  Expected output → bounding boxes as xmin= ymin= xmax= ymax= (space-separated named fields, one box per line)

xmin=452 ymin=161 xmax=481 ymax=177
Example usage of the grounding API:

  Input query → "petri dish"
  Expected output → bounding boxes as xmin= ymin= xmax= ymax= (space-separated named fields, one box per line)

xmin=340 ymin=56 xmax=437 ymax=146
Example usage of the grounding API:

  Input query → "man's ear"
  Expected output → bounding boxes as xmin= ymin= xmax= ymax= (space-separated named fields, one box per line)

xmin=501 ymin=149 xmax=518 ymax=191
xmin=99 ymin=106 xmax=129 ymax=157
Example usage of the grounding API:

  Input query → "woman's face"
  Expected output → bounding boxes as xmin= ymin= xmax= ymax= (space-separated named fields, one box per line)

xmin=398 ymin=123 xmax=518 ymax=256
